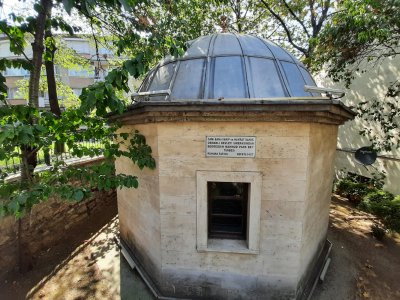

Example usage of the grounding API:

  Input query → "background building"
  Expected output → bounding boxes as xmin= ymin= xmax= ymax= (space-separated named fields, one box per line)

xmin=0 ymin=35 xmax=113 ymax=108
xmin=317 ymin=58 xmax=400 ymax=194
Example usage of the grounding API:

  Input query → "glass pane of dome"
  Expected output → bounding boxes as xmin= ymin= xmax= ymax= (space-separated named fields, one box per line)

xmin=262 ymin=39 xmax=294 ymax=62
xmin=212 ymin=34 xmax=242 ymax=56
xmin=138 ymin=68 xmax=156 ymax=92
xmin=300 ymin=67 xmax=320 ymax=96
xmin=240 ymin=35 xmax=273 ymax=57
xmin=172 ymin=59 xmax=205 ymax=99
xmin=149 ymin=63 xmax=176 ymax=91
xmin=212 ymin=57 xmax=246 ymax=99
xmin=183 ymin=35 xmax=212 ymax=58
xmin=249 ymin=58 xmax=286 ymax=97
xmin=299 ymin=67 xmax=316 ymax=86
xmin=281 ymin=61 xmax=310 ymax=97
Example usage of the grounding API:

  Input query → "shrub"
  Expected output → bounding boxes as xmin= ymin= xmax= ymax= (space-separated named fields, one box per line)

xmin=371 ymin=224 xmax=386 ymax=240
xmin=335 ymin=179 xmax=352 ymax=196
xmin=336 ymin=174 xmax=400 ymax=233
xmin=359 ymin=190 xmax=394 ymax=211
xmin=365 ymin=190 xmax=395 ymax=202
xmin=370 ymin=171 xmax=386 ymax=190
xmin=359 ymin=193 xmax=400 ymax=232
xmin=335 ymin=179 xmax=375 ymax=204
xmin=380 ymin=201 xmax=400 ymax=232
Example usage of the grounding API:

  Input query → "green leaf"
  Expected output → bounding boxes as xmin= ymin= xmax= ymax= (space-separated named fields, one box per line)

xmin=35 ymin=124 xmax=47 ymax=133
xmin=43 ymin=51 xmax=52 ymax=61
xmin=8 ymin=199 xmax=20 ymax=213
xmin=132 ymin=178 xmax=138 ymax=188
xmin=104 ymin=149 xmax=111 ymax=158
xmin=120 ymin=132 xmax=129 ymax=140
xmin=95 ymin=88 xmax=104 ymax=100
xmin=85 ymin=91 xmax=97 ymax=110
xmin=118 ymin=0 xmax=133 ymax=12
xmin=62 ymin=0 xmax=75 ymax=14
xmin=73 ymin=189 xmax=84 ymax=202
xmin=124 ymin=60 xmax=136 ymax=75
xmin=16 ymin=192 xmax=29 ymax=204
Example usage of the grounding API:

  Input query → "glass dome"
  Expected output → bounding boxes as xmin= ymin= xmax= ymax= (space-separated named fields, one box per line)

xmin=135 ymin=33 xmax=318 ymax=101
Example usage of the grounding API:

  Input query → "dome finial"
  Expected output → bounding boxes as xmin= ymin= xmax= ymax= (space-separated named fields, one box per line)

xmin=219 ymin=15 xmax=228 ymax=33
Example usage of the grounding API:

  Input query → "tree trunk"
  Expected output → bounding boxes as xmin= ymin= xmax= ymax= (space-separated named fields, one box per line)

xmin=44 ymin=34 xmax=61 ymax=116
xmin=45 ymin=51 xmax=61 ymax=116
xmin=21 ymin=0 xmax=52 ymax=182
xmin=20 ymin=146 xmax=38 ymax=183
xmin=45 ymin=24 xmax=65 ymax=154
xmin=28 ymin=0 xmax=52 ymax=108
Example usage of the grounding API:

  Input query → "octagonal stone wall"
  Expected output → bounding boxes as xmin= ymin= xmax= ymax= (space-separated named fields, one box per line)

xmin=115 ymin=120 xmax=338 ymax=299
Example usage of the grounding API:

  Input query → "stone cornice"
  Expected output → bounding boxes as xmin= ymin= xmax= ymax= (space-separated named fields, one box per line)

xmin=109 ymin=99 xmax=356 ymax=125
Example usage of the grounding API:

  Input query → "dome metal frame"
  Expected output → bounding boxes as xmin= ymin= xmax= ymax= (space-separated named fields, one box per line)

xmin=132 ymin=33 xmax=327 ymax=103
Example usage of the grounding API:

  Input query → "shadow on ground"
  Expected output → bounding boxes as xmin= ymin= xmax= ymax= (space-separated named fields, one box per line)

xmin=313 ymin=196 xmax=400 ymax=300
xmin=23 ymin=217 xmax=154 ymax=300
xmin=2 ymin=196 xmax=399 ymax=300
xmin=0 ymin=200 xmax=153 ymax=300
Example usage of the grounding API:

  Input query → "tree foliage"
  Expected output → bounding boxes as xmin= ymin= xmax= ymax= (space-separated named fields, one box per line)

xmin=204 ymin=1 xmax=271 ymax=35
xmin=259 ymin=0 xmax=333 ymax=64
xmin=5 ymin=0 xmax=386 ymax=217
xmin=313 ymin=0 xmax=400 ymax=85
xmin=16 ymin=76 xmax=80 ymax=108
xmin=1 ymin=0 xmax=212 ymax=217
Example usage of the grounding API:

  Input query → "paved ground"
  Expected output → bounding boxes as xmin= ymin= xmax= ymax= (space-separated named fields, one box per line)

xmin=1 ymin=196 xmax=399 ymax=299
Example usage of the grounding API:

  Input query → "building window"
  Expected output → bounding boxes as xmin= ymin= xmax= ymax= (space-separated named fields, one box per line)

xmin=197 ymin=171 xmax=262 ymax=254
xmin=99 ymin=47 xmax=113 ymax=55
xmin=73 ymin=88 xmax=82 ymax=96
xmin=7 ymin=87 xmax=24 ymax=99
xmin=68 ymin=67 xmax=94 ymax=77
xmin=3 ymin=67 xmax=30 ymax=77
xmin=208 ymin=182 xmax=248 ymax=240
xmin=66 ymin=40 xmax=90 ymax=54
xmin=94 ymin=67 xmax=108 ymax=80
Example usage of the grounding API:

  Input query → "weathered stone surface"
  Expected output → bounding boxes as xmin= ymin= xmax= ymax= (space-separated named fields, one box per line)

xmin=111 ymin=100 xmax=355 ymax=126
xmin=116 ymin=121 xmax=345 ymax=299
xmin=299 ymin=124 xmax=338 ymax=281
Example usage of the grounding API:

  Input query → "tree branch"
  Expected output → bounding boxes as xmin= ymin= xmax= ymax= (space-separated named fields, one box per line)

xmin=315 ymin=0 xmax=331 ymax=36
xmin=281 ymin=0 xmax=310 ymax=38
xmin=260 ymin=0 xmax=308 ymax=56
xmin=309 ymin=0 xmax=317 ymax=36
xmin=28 ymin=0 xmax=52 ymax=108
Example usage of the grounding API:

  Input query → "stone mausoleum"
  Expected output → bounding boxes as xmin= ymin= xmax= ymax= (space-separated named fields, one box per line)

xmin=112 ymin=33 xmax=355 ymax=299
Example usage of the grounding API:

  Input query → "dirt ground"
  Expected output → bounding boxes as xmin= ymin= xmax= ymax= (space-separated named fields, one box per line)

xmin=0 ymin=195 xmax=399 ymax=300
xmin=313 ymin=196 xmax=400 ymax=300
xmin=0 ymin=203 xmax=153 ymax=300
